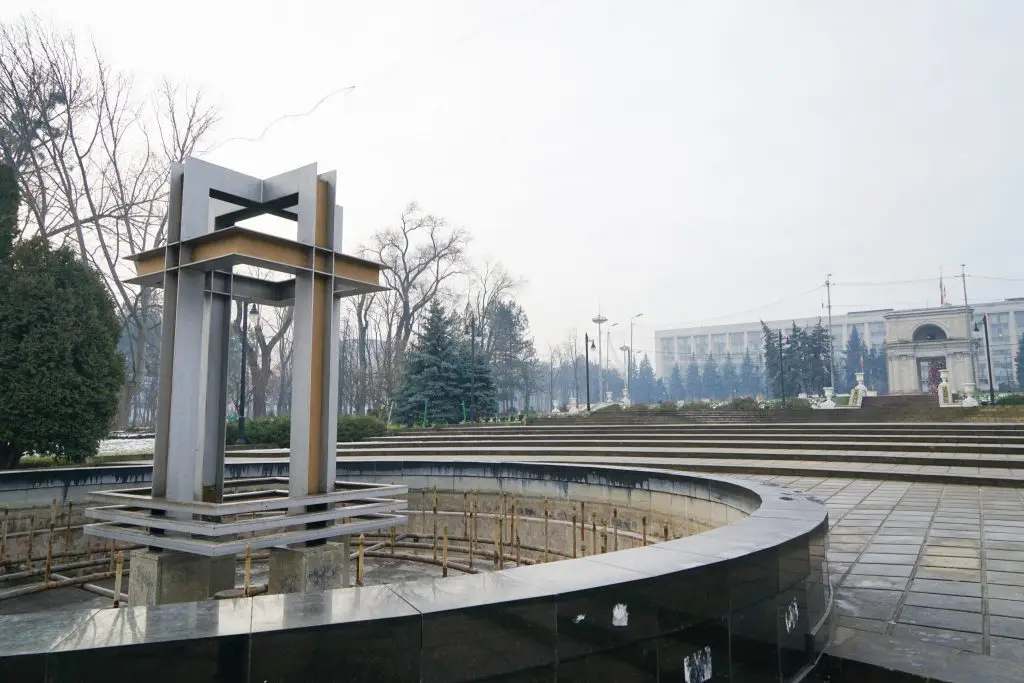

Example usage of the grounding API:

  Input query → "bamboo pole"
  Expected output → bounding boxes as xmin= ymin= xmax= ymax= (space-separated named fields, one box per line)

xmin=112 ymin=552 xmax=124 ymax=608
xmin=421 ymin=490 xmax=427 ymax=535
xmin=571 ymin=505 xmax=577 ymax=558
xmin=26 ymin=514 xmax=36 ymax=567
xmin=0 ymin=571 xmax=116 ymax=602
xmin=0 ymin=507 xmax=8 ymax=563
xmin=432 ymin=493 xmax=438 ymax=563
xmin=601 ymin=526 xmax=607 ymax=554
xmin=243 ymin=544 xmax=252 ymax=597
xmin=580 ymin=502 xmax=586 ymax=553
xmin=591 ymin=513 xmax=597 ymax=557
xmin=492 ymin=518 xmax=500 ymax=569
xmin=463 ymin=492 xmax=468 ymax=538
xmin=664 ymin=524 xmax=670 ymax=542
xmin=43 ymin=499 xmax=56 ymax=583
xmin=543 ymin=499 xmax=550 ymax=563
xmin=469 ymin=510 xmax=475 ymax=569
xmin=642 ymin=515 xmax=647 ymax=546
xmin=390 ymin=525 xmax=396 ymax=557
xmin=442 ymin=525 xmax=449 ymax=578
xmin=64 ymin=502 xmax=73 ymax=553
xmin=511 ymin=496 xmax=517 ymax=546
xmin=612 ymin=508 xmax=619 ymax=551
xmin=356 ymin=534 xmax=365 ymax=586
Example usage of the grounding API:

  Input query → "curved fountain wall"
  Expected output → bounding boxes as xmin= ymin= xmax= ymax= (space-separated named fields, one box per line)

xmin=0 ymin=460 xmax=832 ymax=682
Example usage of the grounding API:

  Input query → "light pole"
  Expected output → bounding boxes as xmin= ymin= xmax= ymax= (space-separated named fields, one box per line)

xmin=238 ymin=302 xmax=259 ymax=444
xmin=628 ymin=313 xmax=643 ymax=404
xmin=466 ymin=313 xmax=477 ymax=421
xmin=975 ymin=315 xmax=996 ymax=404
xmin=778 ymin=329 xmax=789 ymax=409
xmin=592 ymin=313 xmax=608 ymax=404
xmin=584 ymin=333 xmax=596 ymax=411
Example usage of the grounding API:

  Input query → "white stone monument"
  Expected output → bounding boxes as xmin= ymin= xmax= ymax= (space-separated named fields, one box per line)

xmin=937 ymin=368 xmax=954 ymax=407
xmin=849 ymin=372 xmax=868 ymax=408
xmin=961 ymin=382 xmax=980 ymax=408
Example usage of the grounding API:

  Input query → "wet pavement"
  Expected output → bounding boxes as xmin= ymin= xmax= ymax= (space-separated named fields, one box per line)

xmin=739 ymin=473 xmax=1024 ymax=671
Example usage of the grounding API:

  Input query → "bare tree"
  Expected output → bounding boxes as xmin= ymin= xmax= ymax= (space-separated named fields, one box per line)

xmin=0 ymin=16 xmax=217 ymax=427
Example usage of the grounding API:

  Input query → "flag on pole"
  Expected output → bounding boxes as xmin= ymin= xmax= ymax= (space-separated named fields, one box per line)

xmin=940 ymin=269 xmax=947 ymax=306
xmin=860 ymin=356 xmax=865 ymax=370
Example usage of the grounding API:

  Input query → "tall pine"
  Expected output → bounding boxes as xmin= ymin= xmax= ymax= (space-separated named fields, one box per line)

xmin=685 ymin=356 xmax=702 ymax=401
xmin=669 ymin=364 xmax=684 ymax=401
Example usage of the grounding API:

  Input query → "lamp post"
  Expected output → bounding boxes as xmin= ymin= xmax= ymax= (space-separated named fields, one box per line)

xmin=628 ymin=313 xmax=643 ymax=404
xmin=584 ymin=333 xmax=596 ymax=411
xmin=238 ymin=302 xmax=259 ymax=444
xmin=975 ymin=314 xmax=996 ymax=404
xmin=619 ymin=345 xmax=630 ymax=404
xmin=778 ymin=330 xmax=789 ymax=410
xmin=466 ymin=313 xmax=477 ymax=421
xmin=592 ymin=313 xmax=607 ymax=404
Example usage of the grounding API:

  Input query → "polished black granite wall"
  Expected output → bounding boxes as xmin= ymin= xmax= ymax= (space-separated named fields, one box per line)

xmin=0 ymin=463 xmax=832 ymax=683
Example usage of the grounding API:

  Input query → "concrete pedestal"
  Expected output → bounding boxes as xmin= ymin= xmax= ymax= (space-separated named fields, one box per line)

xmin=128 ymin=550 xmax=235 ymax=606
xmin=269 ymin=540 xmax=349 ymax=595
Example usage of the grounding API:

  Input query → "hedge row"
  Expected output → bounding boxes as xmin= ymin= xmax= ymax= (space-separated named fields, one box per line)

xmin=225 ymin=415 xmax=387 ymax=447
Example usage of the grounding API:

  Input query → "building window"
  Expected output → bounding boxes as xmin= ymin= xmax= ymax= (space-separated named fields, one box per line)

xmin=677 ymin=336 xmax=691 ymax=355
xmin=990 ymin=313 xmax=1010 ymax=341
xmin=868 ymin=322 xmax=886 ymax=347
xmin=1014 ymin=311 xmax=1024 ymax=339
xmin=695 ymin=335 xmax=708 ymax=357
xmin=711 ymin=334 xmax=726 ymax=356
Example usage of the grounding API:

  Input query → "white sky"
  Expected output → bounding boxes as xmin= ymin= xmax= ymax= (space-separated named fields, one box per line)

xmin=4 ymin=0 xmax=1024 ymax=359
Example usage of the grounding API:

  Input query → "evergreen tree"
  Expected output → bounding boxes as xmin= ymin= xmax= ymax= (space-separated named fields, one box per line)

xmin=842 ymin=326 xmax=867 ymax=392
xmin=668 ymin=364 xmax=684 ymax=401
xmin=1017 ymin=334 xmax=1024 ymax=390
xmin=721 ymin=353 xmax=738 ymax=400
xmin=865 ymin=347 xmax=889 ymax=395
xmin=393 ymin=302 xmax=497 ymax=424
xmin=806 ymin=322 xmax=831 ymax=395
xmin=685 ymin=355 xmax=702 ymax=401
xmin=701 ymin=354 xmax=723 ymax=400
xmin=762 ymin=322 xmax=783 ymax=398
xmin=634 ymin=354 xmax=657 ymax=404
xmin=739 ymin=351 xmax=758 ymax=397
xmin=0 ymin=164 xmax=125 ymax=468
xmin=654 ymin=378 xmax=668 ymax=404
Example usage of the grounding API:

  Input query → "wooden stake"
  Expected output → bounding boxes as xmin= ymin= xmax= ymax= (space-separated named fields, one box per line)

xmin=64 ymin=503 xmax=73 ymax=554
xmin=26 ymin=514 xmax=36 ymax=566
xmin=601 ymin=526 xmax=608 ymax=554
xmin=492 ymin=518 xmax=500 ymax=569
xmin=501 ymin=493 xmax=508 ymax=546
xmin=0 ymin=507 xmax=8 ymax=563
xmin=571 ymin=505 xmax=577 ymax=558
xmin=442 ymin=525 xmax=449 ymax=578
xmin=112 ymin=551 xmax=124 ymax=608
xmin=469 ymin=511 xmax=475 ymax=569
xmin=612 ymin=508 xmax=619 ymax=551
xmin=642 ymin=515 xmax=648 ymax=547
xmin=515 ymin=534 xmax=521 ymax=566
xmin=243 ymin=544 xmax=252 ymax=596
xmin=432 ymin=496 xmax=438 ymax=562
xmin=356 ymin=533 xmax=365 ymax=586
xmin=591 ymin=513 xmax=597 ymax=557
xmin=43 ymin=499 xmax=56 ymax=582
xmin=421 ymin=490 xmax=427 ymax=535
xmin=580 ymin=501 xmax=586 ymax=552
xmin=390 ymin=525 xmax=396 ymax=557
xmin=463 ymin=491 xmax=468 ymax=538
xmin=543 ymin=499 xmax=550 ymax=563
xmin=664 ymin=524 xmax=670 ymax=542
xmin=511 ymin=496 xmax=517 ymax=544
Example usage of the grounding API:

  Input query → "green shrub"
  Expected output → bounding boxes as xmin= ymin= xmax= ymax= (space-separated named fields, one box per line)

xmin=225 ymin=414 xmax=387 ymax=447
xmin=595 ymin=403 xmax=622 ymax=412
xmin=627 ymin=403 xmax=649 ymax=411
xmin=338 ymin=415 xmax=387 ymax=442
xmin=659 ymin=401 xmax=678 ymax=411
xmin=786 ymin=398 xmax=814 ymax=411
xmin=997 ymin=394 xmax=1024 ymax=406
xmin=685 ymin=401 xmax=713 ymax=410
xmin=725 ymin=396 xmax=760 ymax=411
xmin=18 ymin=455 xmax=58 ymax=468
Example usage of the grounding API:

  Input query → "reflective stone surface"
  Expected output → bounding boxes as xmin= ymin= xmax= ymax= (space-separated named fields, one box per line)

xmin=0 ymin=463 xmax=832 ymax=682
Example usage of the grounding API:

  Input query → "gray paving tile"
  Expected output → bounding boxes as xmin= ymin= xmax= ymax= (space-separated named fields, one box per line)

xmin=914 ymin=567 xmax=982 ymax=582
xmin=990 ymin=584 xmax=1024 ymax=601
xmin=921 ymin=545 xmax=980 ymax=558
xmin=990 ymin=636 xmax=1024 ymax=663
xmin=990 ymin=615 xmax=1024 ymax=640
xmin=897 ymin=605 xmax=984 ymax=633
xmin=836 ymin=615 xmax=889 ymax=633
xmin=987 ymin=559 xmax=1024 ymax=572
xmin=847 ymin=563 xmax=915 ymax=578
xmin=903 ymin=592 xmax=982 ymax=613
xmin=857 ymin=553 xmax=919 ymax=565
xmin=987 ymin=571 xmax=1024 ymax=587
xmin=988 ymin=599 xmax=1024 ymax=619
xmin=889 ymin=623 xmax=984 ymax=653
xmin=910 ymin=579 xmax=983 ymax=598
xmin=920 ymin=556 xmax=981 ymax=570
xmin=840 ymin=575 xmax=910 ymax=591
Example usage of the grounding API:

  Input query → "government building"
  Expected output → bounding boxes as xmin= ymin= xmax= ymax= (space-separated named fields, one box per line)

xmin=654 ymin=298 xmax=1024 ymax=395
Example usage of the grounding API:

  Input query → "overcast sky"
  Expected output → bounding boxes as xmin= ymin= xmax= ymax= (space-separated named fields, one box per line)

xmin=4 ymin=1 xmax=1023 ymax=360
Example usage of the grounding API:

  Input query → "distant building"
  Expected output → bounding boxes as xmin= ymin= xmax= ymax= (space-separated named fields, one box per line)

xmin=654 ymin=298 xmax=1024 ymax=394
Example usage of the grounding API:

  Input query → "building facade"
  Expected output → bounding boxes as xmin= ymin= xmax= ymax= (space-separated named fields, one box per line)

xmin=654 ymin=298 xmax=1024 ymax=394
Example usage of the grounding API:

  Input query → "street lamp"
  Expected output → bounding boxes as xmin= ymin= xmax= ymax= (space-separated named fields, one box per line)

xmin=466 ymin=313 xmax=478 ymax=421
xmin=592 ymin=313 xmax=608 ymax=404
xmin=974 ymin=315 xmax=996 ymax=405
xmin=584 ymin=333 xmax=596 ymax=411
xmin=778 ymin=330 xmax=790 ymax=410
xmin=238 ymin=302 xmax=260 ymax=444
xmin=628 ymin=313 xmax=643 ymax=404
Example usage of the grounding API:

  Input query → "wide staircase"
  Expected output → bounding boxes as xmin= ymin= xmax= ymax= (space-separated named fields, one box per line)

xmin=860 ymin=394 xmax=938 ymax=411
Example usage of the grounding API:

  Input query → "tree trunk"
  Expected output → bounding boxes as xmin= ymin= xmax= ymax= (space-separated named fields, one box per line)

xmin=0 ymin=444 xmax=20 ymax=470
